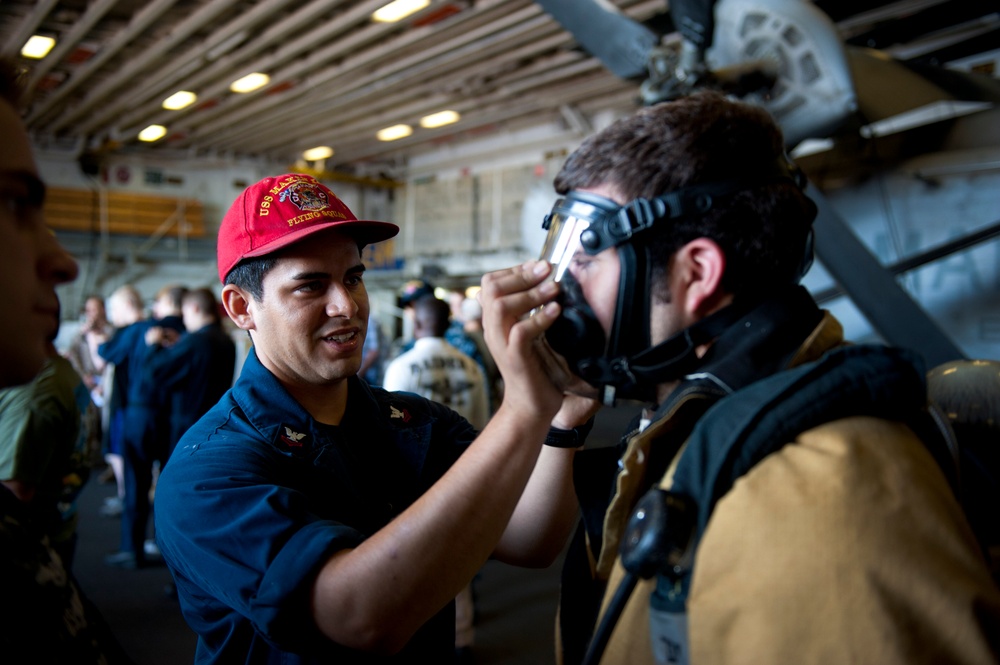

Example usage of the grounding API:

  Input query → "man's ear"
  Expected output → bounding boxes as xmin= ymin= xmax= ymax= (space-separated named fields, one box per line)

xmin=221 ymin=284 xmax=256 ymax=332
xmin=674 ymin=238 xmax=729 ymax=318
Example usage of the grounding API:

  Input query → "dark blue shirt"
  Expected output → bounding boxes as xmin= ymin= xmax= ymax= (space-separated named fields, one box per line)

xmin=98 ymin=315 xmax=185 ymax=409
xmin=154 ymin=348 xmax=476 ymax=663
xmin=145 ymin=322 xmax=237 ymax=450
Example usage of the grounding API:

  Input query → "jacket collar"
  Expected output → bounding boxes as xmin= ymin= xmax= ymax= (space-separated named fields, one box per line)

xmin=653 ymin=286 xmax=839 ymax=421
xmin=232 ymin=348 xmax=381 ymax=451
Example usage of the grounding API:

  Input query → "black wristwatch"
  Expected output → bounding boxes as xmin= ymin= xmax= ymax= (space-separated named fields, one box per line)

xmin=544 ymin=417 xmax=595 ymax=448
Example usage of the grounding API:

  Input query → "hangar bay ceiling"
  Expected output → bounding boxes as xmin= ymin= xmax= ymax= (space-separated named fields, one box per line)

xmin=1 ymin=0 xmax=996 ymax=175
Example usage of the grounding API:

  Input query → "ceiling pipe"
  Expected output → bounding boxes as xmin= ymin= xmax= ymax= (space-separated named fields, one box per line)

xmin=239 ymin=50 xmax=600 ymax=157
xmin=121 ymin=0 xmax=410 ymax=136
xmin=109 ymin=0 xmax=367 ymax=132
xmin=240 ymin=46 xmax=585 ymax=156
xmin=312 ymin=73 xmax=637 ymax=165
xmin=186 ymin=0 xmax=662 ymax=157
xmin=203 ymin=14 xmax=565 ymax=153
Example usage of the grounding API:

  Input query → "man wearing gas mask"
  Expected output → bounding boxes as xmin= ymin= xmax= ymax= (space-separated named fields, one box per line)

xmin=520 ymin=91 xmax=1000 ymax=664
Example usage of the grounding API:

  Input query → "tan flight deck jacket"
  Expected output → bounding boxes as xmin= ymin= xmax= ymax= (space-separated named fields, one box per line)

xmin=561 ymin=313 xmax=1000 ymax=665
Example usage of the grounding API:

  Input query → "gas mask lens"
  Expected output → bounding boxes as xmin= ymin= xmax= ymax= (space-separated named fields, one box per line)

xmin=536 ymin=197 xmax=610 ymax=390
xmin=539 ymin=191 xmax=622 ymax=280
xmin=539 ymin=199 xmax=596 ymax=283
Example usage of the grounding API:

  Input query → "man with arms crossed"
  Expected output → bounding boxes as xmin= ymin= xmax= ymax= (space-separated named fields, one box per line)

xmin=155 ymin=173 xmax=596 ymax=662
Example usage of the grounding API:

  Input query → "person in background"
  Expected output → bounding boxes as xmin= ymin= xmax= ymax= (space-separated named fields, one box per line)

xmin=0 ymin=55 xmax=131 ymax=663
xmin=460 ymin=295 xmax=502 ymax=411
xmin=99 ymin=284 xmax=145 ymax=515
xmin=66 ymin=295 xmax=113 ymax=401
xmin=145 ymin=287 xmax=236 ymax=461
xmin=383 ymin=294 xmax=490 ymax=430
xmin=64 ymin=294 xmax=114 ymax=478
xmin=155 ymin=172 xmax=598 ymax=663
xmin=390 ymin=278 xmax=436 ymax=360
xmin=100 ymin=284 xmax=186 ymax=569
xmin=395 ymin=279 xmax=486 ymax=374
xmin=358 ymin=310 xmax=386 ymax=386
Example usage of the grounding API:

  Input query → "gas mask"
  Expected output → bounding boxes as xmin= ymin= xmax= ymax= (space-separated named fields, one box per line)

xmin=538 ymin=160 xmax=814 ymax=404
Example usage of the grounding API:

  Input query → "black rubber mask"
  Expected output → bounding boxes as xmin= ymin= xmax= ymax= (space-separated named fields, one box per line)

xmin=537 ymin=159 xmax=815 ymax=404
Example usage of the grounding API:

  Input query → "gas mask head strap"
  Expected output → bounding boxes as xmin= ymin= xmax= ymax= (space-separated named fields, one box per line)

xmin=573 ymin=158 xmax=809 ymax=256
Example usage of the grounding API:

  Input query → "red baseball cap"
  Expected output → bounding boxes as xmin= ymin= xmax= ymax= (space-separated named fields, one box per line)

xmin=216 ymin=173 xmax=399 ymax=282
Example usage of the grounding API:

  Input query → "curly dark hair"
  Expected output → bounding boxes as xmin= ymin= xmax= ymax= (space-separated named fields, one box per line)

xmin=553 ymin=91 xmax=815 ymax=296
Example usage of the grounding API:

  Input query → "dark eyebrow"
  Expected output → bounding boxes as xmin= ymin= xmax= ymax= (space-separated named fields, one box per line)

xmin=0 ymin=169 xmax=46 ymax=203
xmin=289 ymin=264 xmax=366 ymax=281
xmin=289 ymin=270 xmax=331 ymax=281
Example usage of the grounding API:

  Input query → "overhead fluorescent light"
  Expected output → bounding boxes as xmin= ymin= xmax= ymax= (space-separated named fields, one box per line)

xmin=376 ymin=124 xmax=413 ymax=141
xmin=302 ymin=146 xmax=334 ymax=161
xmin=230 ymin=72 xmax=270 ymax=93
xmin=420 ymin=110 xmax=461 ymax=128
xmin=373 ymin=0 xmax=430 ymax=23
xmin=162 ymin=90 xmax=198 ymax=110
xmin=21 ymin=35 xmax=56 ymax=59
xmin=138 ymin=125 xmax=168 ymax=142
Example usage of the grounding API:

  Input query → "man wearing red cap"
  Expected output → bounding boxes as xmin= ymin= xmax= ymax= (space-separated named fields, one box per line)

xmin=154 ymin=173 xmax=597 ymax=663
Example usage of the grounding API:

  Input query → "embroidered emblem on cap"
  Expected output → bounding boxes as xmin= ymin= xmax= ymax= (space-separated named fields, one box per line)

xmin=280 ymin=180 xmax=330 ymax=212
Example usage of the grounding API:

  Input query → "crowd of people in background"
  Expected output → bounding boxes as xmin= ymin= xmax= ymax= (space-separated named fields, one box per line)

xmin=2 ymin=283 xmax=241 ymax=569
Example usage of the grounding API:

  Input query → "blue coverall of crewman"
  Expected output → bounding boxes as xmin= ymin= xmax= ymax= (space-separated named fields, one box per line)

xmin=144 ymin=320 xmax=236 ymax=460
xmin=99 ymin=314 xmax=184 ymax=566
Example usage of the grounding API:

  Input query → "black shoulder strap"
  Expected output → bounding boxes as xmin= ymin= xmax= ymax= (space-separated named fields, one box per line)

xmin=651 ymin=344 xmax=942 ymax=611
xmin=675 ymin=345 xmax=931 ymax=532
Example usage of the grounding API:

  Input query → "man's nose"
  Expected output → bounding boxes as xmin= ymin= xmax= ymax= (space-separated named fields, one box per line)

xmin=41 ymin=229 xmax=79 ymax=284
xmin=325 ymin=286 xmax=359 ymax=318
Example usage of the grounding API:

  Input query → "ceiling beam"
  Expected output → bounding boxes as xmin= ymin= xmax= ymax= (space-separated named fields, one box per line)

xmin=76 ymin=0 xmax=307 ymax=135
xmin=26 ymin=0 xmax=181 ymax=127
xmin=46 ymin=0 xmax=248 ymax=134
xmin=24 ymin=0 xmax=118 ymax=89
xmin=0 ymin=0 xmax=59 ymax=58
xmin=161 ymin=0 xmax=537 ymax=150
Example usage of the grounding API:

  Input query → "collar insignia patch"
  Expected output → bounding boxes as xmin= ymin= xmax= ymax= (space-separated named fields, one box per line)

xmin=389 ymin=405 xmax=411 ymax=422
xmin=278 ymin=425 xmax=309 ymax=449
